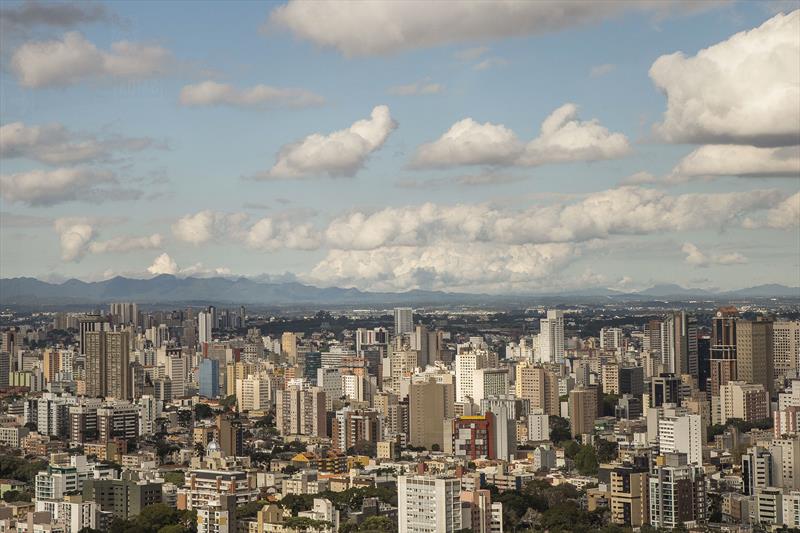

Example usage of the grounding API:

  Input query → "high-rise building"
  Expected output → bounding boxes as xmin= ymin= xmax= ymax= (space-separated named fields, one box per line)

xmin=85 ymin=330 xmax=131 ymax=400
xmin=198 ymin=311 xmax=213 ymax=345
xmin=109 ymin=303 xmax=139 ymax=328
xmin=281 ymin=332 xmax=298 ymax=365
xmin=737 ymin=318 xmax=775 ymax=396
xmin=651 ymin=373 xmax=680 ymax=407
xmin=610 ymin=464 xmax=650 ymax=527
xmin=236 ymin=375 xmax=270 ymax=412
xmin=43 ymin=349 xmax=60 ymax=384
xmin=472 ymin=368 xmax=508 ymax=404
xmin=409 ymin=378 xmax=454 ymax=450
xmin=331 ymin=407 xmax=381 ymax=453
xmin=275 ymin=380 xmax=326 ymax=437
xmin=539 ymin=310 xmax=565 ymax=364
xmin=742 ymin=446 xmax=774 ymax=495
xmin=600 ymin=327 xmax=623 ymax=353
xmin=199 ymin=359 xmax=219 ymax=399
xmin=394 ymin=307 xmax=413 ymax=337
xmin=515 ymin=362 xmax=560 ymax=416
xmin=78 ymin=315 xmax=109 ymax=356
xmin=710 ymin=307 xmax=739 ymax=396
xmin=569 ymin=386 xmax=598 ymax=437
xmin=397 ymin=475 xmax=463 ymax=533
xmin=774 ymin=321 xmax=800 ymax=380
xmin=455 ymin=349 xmax=489 ymax=403
xmin=718 ymin=381 xmax=769 ymax=424
xmin=656 ymin=408 xmax=703 ymax=466
xmin=662 ymin=311 xmax=698 ymax=379
xmin=197 ymin=495 xmax=237 ymax=533
xmin=649 ymin=453 xmax=707 ymax=529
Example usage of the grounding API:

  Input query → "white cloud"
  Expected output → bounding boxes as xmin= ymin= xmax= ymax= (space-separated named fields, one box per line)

xmin=245 ymin=218 xmax=321 ymax=250
xmin=269 ymin=1 xmax=715 ymax=57
xmin=147 ymin=253 xmax=179 ymax=275
xmin=179 ymin=80 xmax=325 ymax=108
xmin=307 ymin=242 xmax=576 ymax=292
xmin=54 ymin=218 xmax=93 ymax=262
xmin=619 ymin=171 xmax=658 ymax=185
xmin=387 ymin=82 xmax=443 ymax=96
xmin=590 ymin=63 xmax=616 ymax=77
xmin=0 ymin=121 xmax=158 ymax=165
xmin=172 ymin=210 xmax=248 ymax=245
xmin=473 ymin=57 xmax=508 ymax=71
xmin=11 ymin=31 xmax=173 ymax=88
xmin=650 ymin=10 xmax=800 ymax=147
xmin=411 ymin=103 xmax=630 ymax=168
xmin=146 ymin=253 xmax=230 ymax=277
xmin=682 ymin=242 xmax=747 ymax=267
xmin=324 ymin=187 xmax=786 ymax=250
xmin=88 ymin=234 xmax=163 ymax=254
xmin=259 ymin=105 xmax=397 ymax=179
xmin=743 ymin=191 xmax=800 ymax=229
xmin=669 ymin=145 xmax=800 ymax=181
xmin=0 ymin=167 xmax=135 ymax=206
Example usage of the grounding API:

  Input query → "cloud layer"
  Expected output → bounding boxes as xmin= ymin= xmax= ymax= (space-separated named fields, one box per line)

xmin=11 ymin=31 xmax=173 ymax=88
xmin=179 ymin=81 xmax=325 ymax=108
xmin=682 ymin=242 xmax=747 ymax=267
xmin=412 ymin=103 xmax=630 ymax=168
xmin=0 ymin=168 xmax=138 ymax=206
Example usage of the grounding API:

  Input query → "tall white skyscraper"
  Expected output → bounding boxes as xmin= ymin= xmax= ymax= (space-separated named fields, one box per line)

xmin=398 ymin=475 xmax=463 ymax=533
xmin=198 ymin=311 xmax=212 ymax=345
xmin=455 ymin=349 xmax=489 ymax=402
xmin=394 ymin=307 xmax=413 ymax=336
xmin=539 ymin=310 xmax=565 ymax=364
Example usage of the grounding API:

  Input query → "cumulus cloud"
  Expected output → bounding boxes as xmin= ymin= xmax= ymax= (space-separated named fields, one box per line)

xmin=146 ymin=253 xmax=230 ymax=277
xmin=54 ymin=218 xmax=93 ymax=262
xmin=682 ymin=242 xmax=747 ymax=267
xmin=650 ymin=10 xmax=800 ymax=147
xmin=0 ymin=121 xmax=159 ymax=165
xmin=412 ymin=103 xmax=630 ymax=168
xmin=619 ymin=171 xmax=658 ymax=185
xmin=307 ymin=242 xmax=576 ymax=292
xmin=171 ymin=210 xmax=248 ymax=245
xmin=0 ymin=167 xmax=139 ymax=206
xmin=245 ymin=218 xmax=321 ymax=250
xmin=11 ymin=31 xmax=173 ymax=88
xmin=324 ymin=187 xmax=786 ymax=250
xmin=743 ymin=191 xmax=800 ymax=229
xmin=669 ymin=145 xmax=800 ymax=181
xmin=258 ymin=105 xmax=397 ymax=179
xmin=269 ymin=1 xmax=716 ymax=57
xmin=179 ymin=80 xmax=325 ymax=108
xmin=0 ymin=1 xmax=112 ymax=34
xmin=387 ymin=81 xmax=443 ymax=96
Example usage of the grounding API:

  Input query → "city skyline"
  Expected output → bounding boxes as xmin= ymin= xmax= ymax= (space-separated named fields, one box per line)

xmin=1 ymin=1 xmax=799 ymax=294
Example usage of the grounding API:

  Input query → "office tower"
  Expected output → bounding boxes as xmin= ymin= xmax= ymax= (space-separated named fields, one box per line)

xmin=82 ymin=473 xmax=163 ymax=521
xmin=651 ymin=373 xmax=680 ymax=407
xmin=397 ymin=475 xmax=463 ymax=533
xmin=198 ymin=311 xmax=213 ymax=345
xmin=281 ymin=332 xmax=298 ymax=365
xmin=662 ymin=311 xmax=698 ymax=379
xmin=0 ymin=350 xmax=10 ymax=390
xmin=610 ymin=464 xmax=650 ymax=527
xmin=742 ymin=446 xmax=774 ymax=495
xmin=98 ymin=403 xmax=140 ymax=442
xmin=774 ymin=321 xmax=800 ymax=379
xmin=390 ymin=348 xmax=418 ymax=392
xmin=645 ymin=320 xmax=663 ymax=363
xmin=166 ymin=350 xmax=188 ymax=398
xmin=619 ymin=366 xmax=644 ymax=396
xmin=737 ymin=318 xmax=775 ymax=396
xmin=43 ymin=349 xmax=60 ymax=384
xmin=472 ymin=368 xmax=508 ymax=404
xmin=394 ymin=307 xmax=413 ymax=336
xmin=539 ymin=310 xmax=565 ymax=364
xmin=331 ymin=407 xmax=381 ymax=453
xmin=484 ymin=400 xmax=516 ymax=461
xmin=409 ymin=378 xmax=455 ymax=450
xmin=199 ymin=359 xmax=219 ymax=399
xmin=569 ymin=386 xmax=598 ymax=437
xmin=515 ymin=362 xmax=560 ymax=416
xmin=451 ymin=413 xmax=495 ymax=459
xmin=649 ymin=453 xmax=706 ymax=529
xmin=236 ymin=375 xmax=270 ymax=412
xmin=85 ymin=330 xmax=131 ymax=400
xmin=698 ymin=334 xmax=711 ymax=391
xmin=275 ymin=380 xmax=326 ymax=437
xmin=455 ymin=349 xmax=489 ymax=402
xmin=616 ymin=395 xmax=643 ymax=420
xmin=78 ymin=314 xmax=109 ymax=356
xmin=710 ymin=307 xmax=739 ymax=396
xmin=718 ymin=381 xmax=769 ymax=424
xmin=600 ymin=327 xmax=623 ymax=352
xmin=109 ymin=303 xmax=139 ymax=328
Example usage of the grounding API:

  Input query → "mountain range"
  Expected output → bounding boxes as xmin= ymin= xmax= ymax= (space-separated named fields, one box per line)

xmin=0 ymin=276 xmax=797 ymax=308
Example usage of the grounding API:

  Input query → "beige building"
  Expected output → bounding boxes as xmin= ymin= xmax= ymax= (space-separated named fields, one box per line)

xmin=610 ymin=466 xmax=649 ymax=527
xmin=275 ymin=380 xmax=326 ymax=437
xmin=737 ymin=319 xmax=774 ymax=396
xmin=85 ymin=330 xmax=130 ymax=400
xmin=569 ymin=386 xmax=598 ymax=437
xmin=718 ymin=381 xmax=769 ymax=424
xmin=516 ymin=362 xmax=560 ymax=416
xmin=774 ymin=321 xmax=800 ymax=379
xmin=409 ymin=378 xmax=454 ymax=450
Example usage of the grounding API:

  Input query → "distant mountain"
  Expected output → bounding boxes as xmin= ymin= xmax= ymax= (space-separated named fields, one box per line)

xmin=0 ymin=276 xmax=797 ymax=308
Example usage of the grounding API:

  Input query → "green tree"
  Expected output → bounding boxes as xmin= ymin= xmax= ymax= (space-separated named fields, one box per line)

xmin=549 ymin=416 xmax=571 ymax=443
xmin=595 ymin=439 xmax=618 ymax=463
xmin=194 ymin=403 xmax=214 ymax=419
xmin=358 ymin=516 xmax=395 ymax=532
xmin=575 ymin=445 xmax=599 ymax=475
xmin=560 ymin=439 xmax=581 ymax=459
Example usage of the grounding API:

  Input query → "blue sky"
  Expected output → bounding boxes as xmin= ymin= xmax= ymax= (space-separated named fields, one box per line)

xmin=1 ymin=1 xmax=798 ymax=293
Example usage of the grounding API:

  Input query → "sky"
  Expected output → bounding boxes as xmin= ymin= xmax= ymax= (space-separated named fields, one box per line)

xmin=0 ymin=0 xmax=798 ymax=294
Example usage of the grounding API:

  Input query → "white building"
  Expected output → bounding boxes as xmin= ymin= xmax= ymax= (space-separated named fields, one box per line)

xmin=527 ymin=410 xmax=549 ymax=442
xmin=455 ymin=350 xmax=489 ymax=403
xmin=600 ymin=327 xmax=623 ymax=353
xmin=236 ymin=375 xmax=271 ymax=412
xmin=539 ymin=310 xmax=565 ymax=364
xmin=472 ymin=368 xmax=509 ymax=404
xmin=394 ymin=307 xmax=413 ymax=336
xmin=398 ymin=475 xmax=463 ymax=533
xmin=657 ymin=409 xmax=703 ymax=466
xmin=198 ymin=311 xmax=213 ymax=345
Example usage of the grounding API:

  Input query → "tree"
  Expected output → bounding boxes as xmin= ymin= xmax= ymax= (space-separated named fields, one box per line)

xmin=549 ymin=416 xmax=571 ymax=443
xmin=347 ymin=439 xmax=377 ymax=457
xmin=560 ymin=439 xmax=581 ymax=460
xmin=2 ymin=490 xmax=31 ymax=502
xmin=575 ymin=445 xmax=599 ymax=475
xmin=194 ymin=403 xmax=214 ymax=420
xmin=358 ymin=516 xmax=395 ymax=532
xmin=595 ymin=439 xmax=618 ymax=463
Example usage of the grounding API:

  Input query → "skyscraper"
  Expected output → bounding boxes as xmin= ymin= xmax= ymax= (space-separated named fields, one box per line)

xmin=662 ymin=311 xmax=698 ymax=379
xmin=394 ymin=307 xmax=413 ymax=336
xmin=85 ymin=330 xmax=131 ymax=400
xmin=737 ymin=318 xmax=775 ymax=396
xmin=398 ymin=475 xmax=463 ymax=533
xmin=773 ymin=321 xmax=800 ymax=380
xmin=409 ymin=378 xmax=454 ymax=450
xmin=539 ymin=310 xmax=565 ymax=364
xmin=710 ymin=307 xmax=739 ymax=396
xmin=198 ymin=311 xmax=213 ymax=345
xmin=199 ymin=358 xmax=219 ymax=399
